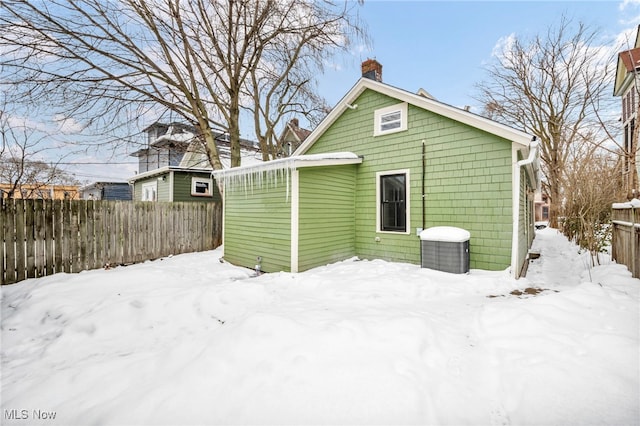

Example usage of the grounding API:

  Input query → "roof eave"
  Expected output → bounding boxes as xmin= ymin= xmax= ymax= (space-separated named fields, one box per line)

xmin=129 ymin=166 xmax=213 ymax=183
xmin=213 ymin=155 xmax=363 ymax=179
xmin=295 ymin=78 xmax=535 ymax=155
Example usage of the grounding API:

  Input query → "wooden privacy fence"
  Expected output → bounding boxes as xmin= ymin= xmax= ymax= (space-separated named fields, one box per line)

xmin=611 ymin=204 xmax=639 ymax=279
xmin=1 ymin=199 xmax=222 ymax=285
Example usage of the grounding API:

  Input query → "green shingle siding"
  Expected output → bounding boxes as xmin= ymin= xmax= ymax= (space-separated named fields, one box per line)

xmin=298 ymin=166 xmax=357 ymax=271
xmin=223 ymin=174 xmax=291 ymax=272
xmin=306 ymin=89 xmax=515 ymax=271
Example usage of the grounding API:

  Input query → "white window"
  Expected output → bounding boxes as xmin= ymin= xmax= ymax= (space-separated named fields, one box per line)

xmin=141 ymin=181 xmax=157 ymax=202
xmin=191 ymin=177 xmax=213 ymax=197
xmin=374 ymin=103 xmax=408 ymax=136
xmin=376 ymin=169 xmax=410 ymax=234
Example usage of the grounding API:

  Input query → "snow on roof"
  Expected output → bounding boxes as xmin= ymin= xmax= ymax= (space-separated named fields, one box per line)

xmin=420 ymin=226 xmax=471 ymax=242
xmin=213 ymin=152 xmax=362 ymax=179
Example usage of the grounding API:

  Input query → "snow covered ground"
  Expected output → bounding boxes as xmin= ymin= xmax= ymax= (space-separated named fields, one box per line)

xmin=1 ymin=228 xmax=638 ymax=425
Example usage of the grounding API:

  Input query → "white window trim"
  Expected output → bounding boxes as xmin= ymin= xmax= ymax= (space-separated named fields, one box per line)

xmin=141 ymin=181 xmax=157 ymax=202
xmin=376 ymin=169 xmax=410 ymax=234
xmin=374 ymin=103 xmax=408 ymax=136
xmin=191 ymin=176 xmax=213 ymax=197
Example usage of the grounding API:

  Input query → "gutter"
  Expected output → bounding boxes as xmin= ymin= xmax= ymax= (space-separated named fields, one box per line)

xmin=511 ymin=138 xmax=540 ymax=278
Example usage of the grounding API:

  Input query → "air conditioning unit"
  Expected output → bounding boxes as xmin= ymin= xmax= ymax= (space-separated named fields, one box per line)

xmin=420 ymin=226 xmax=470 ymax=274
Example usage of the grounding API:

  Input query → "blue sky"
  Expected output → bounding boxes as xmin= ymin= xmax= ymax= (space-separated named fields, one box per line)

xmin=316 ymin=0 xmax=638 ymax=112
xmin=21 ymin=0 xmax=640 ymax=182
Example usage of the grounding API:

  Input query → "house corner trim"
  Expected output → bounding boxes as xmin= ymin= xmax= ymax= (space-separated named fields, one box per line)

xmin=291 ymin=169 xmax=300 ymax=273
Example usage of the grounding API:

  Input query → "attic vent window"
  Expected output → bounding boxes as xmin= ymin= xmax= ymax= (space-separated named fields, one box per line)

xmin=374 ymin=103 xmax=408 ymax=136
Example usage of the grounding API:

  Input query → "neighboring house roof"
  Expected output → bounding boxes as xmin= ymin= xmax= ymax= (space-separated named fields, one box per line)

xmin=128 ymin=166 xmax=213 ymax=183
xmin=282 ymin=118 xmax=312 ymax=144
xmin=295 ymin=78 xmax=535 ymax=155
xmin=614 ymin=25 xmax=640 ymax=96
xmin=130 ymin=133 xmax=193 ymax=158
xmin=620 ymin=47 xmax=640 ymax=73
xmin=79 ymin=181 xmax=129 ymax=190
xmin=141 ymin=122 xmax=196 ymax=134
xmin=276 ymin=118 xmax=313 ymax=157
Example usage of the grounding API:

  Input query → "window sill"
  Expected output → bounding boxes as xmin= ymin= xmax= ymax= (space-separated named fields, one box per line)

xmin=376 ymin=230 xmax=411 ymax=235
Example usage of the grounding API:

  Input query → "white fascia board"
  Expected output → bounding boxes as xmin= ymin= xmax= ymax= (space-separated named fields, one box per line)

xmin=129 ymin=166 xmax=212 ymax=183
xmin=212 ymin=155 xmax=362 ymax=180
xmin=295 ymin=78 xmax=535 ymax=154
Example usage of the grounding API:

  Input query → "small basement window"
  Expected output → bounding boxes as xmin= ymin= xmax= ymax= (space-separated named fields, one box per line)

xmin=376 ymin=170 xmax=410 ymax=233
xmin=191 ymin=177 xmax=213 ymax=197
xmin=374 ymin=103 xmax=408 ymax=136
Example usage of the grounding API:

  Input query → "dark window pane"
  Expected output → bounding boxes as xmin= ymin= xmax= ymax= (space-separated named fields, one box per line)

xmin=194 ymin=181 xmax=209 ymax=194
xmin=380 ymin=174 xmax=406 ymax=232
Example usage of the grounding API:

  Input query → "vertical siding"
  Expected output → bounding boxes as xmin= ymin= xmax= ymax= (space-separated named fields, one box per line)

xmin=298 ymin=165 xmax=357 ymax=271
xmin=223 ymin=174 xmax=292 ymax=272
xmin=306 ymin=89 xmax=514 ymax=271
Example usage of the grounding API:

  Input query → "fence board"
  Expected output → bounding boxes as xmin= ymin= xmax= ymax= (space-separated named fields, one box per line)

xmin=1 ymin=200 xmax=221 ymax=284
xmin=53 ymin=201 xmax=62 ymax=274
xmin=612 ymin=205 xmax=639 ymax=278
xmin=86 ymin=200 xmax=95 ymax=270
xmin=5 ymin=200 xmax=16 ymax=284
xmin=33 ymin=199 xmax=45 ymax=278
xmin=0 ymin=199 xmax=5 ymax=284
xmin=25 ymin=200 xmax=36 ymax=279
xmin=78 ymin=201 xmax=88 ymax=272
xmin=15 ymin=199 xmax=26 ymax=282
xmin=44 ymin=200 xmax=54 ymax=277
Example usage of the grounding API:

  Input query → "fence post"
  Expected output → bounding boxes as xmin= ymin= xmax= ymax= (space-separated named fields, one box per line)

xmin=634 ymin=206 xmax=639 ymax=278
xmin=2 ymin=200 xmax=222 ymax=284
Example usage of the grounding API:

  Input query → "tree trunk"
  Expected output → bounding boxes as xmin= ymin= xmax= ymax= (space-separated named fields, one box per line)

xmin=548 ymin=183 xmax=561 ymax=229
xmin=229 ymin=93 xmax=241 ymax=168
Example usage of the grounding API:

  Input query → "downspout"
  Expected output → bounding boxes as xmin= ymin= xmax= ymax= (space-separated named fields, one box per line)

xmin=511 ymin=138 xmax=539 ymax=278
xmin=422 ymin=139 xmax=426 ymax=230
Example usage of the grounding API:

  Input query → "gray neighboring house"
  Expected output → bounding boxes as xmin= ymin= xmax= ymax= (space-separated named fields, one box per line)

xmin=80 ymin=182 xmax=132 ymax=200
xmin=129 ymin=122 xmax=260 ymax=202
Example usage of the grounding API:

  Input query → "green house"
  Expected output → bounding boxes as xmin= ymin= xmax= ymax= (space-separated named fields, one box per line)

xmin=130 ymin=166 xmax=221 ymax=203
xmin=214 ymin=77 xmax=539 ymax=278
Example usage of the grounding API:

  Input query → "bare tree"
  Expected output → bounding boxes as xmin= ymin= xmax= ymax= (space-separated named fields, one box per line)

xmin=0 ymin=110 xmax=79 ymax=199
xmin=562 ymin=143 xmax=624 ymax=266
xmin=0 ymin=0 xmax=366 ymax=169
xmin=476 ymin=18 xmax=616 ymax=228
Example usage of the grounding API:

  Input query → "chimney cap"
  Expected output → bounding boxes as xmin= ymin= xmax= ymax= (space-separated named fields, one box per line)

xmin=361 ymin=58 xmax=382 ymax=82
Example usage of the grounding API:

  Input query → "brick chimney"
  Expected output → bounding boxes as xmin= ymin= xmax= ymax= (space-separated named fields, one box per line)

xmin=361 ymin=59 xmax=382 ymax=82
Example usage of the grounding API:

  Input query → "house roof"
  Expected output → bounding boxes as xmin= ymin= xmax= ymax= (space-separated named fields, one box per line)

xmin=79 ymin=182 xmax=130 ymax=191
xmin=620 ymin=47 xmax=640 ymax=73
xmin=128 ymin=166 xmax=213 ymax=183
xmin=614 ymin=25 xmax=640 ymax=96
xmin=212 ymin=152 xmax=363 ymax=181
xmin=295 ymin=78 xmax=535 ymax=155
xmin=614 ymin=47 xmax=640 ymax=96
xmin=284 ymin=120 xmax=312 ymax=143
